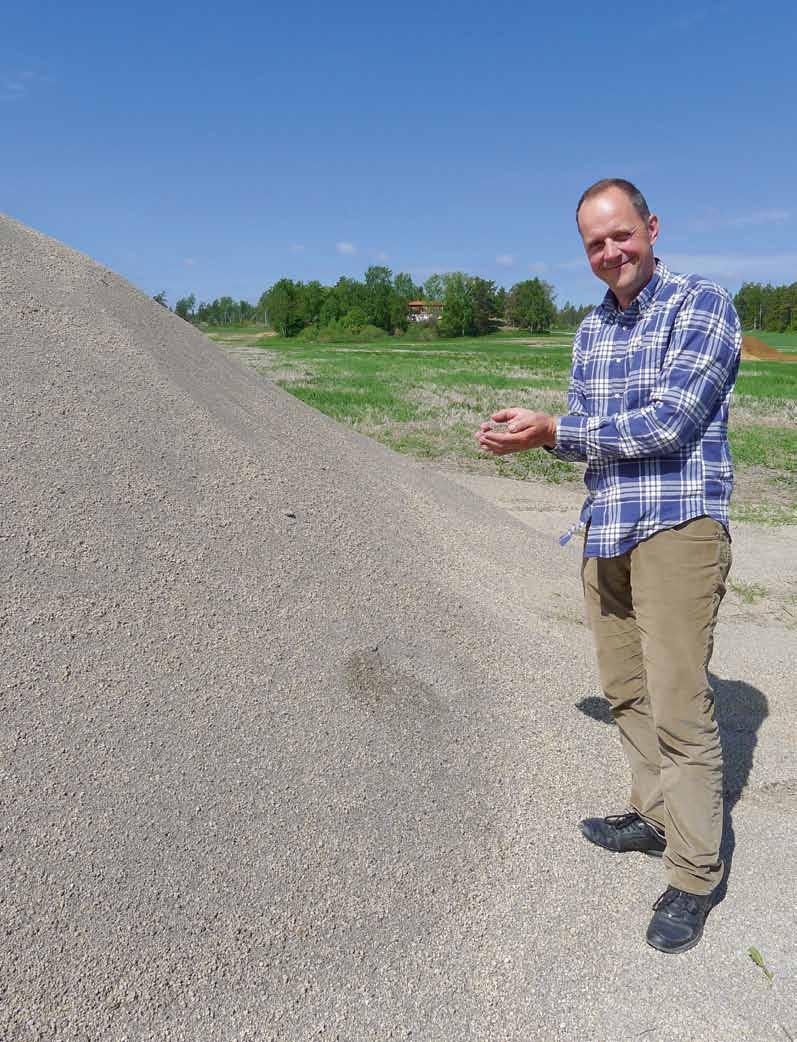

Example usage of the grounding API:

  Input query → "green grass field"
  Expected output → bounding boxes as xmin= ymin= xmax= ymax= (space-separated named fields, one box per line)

xmin=214 ymin=329 xmax=797 ymax=524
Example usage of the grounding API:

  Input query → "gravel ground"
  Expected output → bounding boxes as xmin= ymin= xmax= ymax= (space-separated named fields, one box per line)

xmin=1 ymin=213 xmax=795 ymax=1042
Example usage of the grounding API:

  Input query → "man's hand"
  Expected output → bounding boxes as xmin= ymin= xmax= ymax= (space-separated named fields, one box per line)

xmin=475 ymin=408 xmax=558 ymax=456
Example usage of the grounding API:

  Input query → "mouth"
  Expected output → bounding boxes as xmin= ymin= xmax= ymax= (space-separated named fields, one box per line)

xmin=603 ymin=259 xmax=631 ymax=273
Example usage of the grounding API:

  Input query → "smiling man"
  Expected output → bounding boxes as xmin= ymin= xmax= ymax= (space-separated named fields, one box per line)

xmin=477 ymin=178 xmax=741 ymax=953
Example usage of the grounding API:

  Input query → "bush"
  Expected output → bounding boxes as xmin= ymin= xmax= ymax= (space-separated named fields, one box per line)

xmin=298 ymin=320 xmax=387 ymax=344
xmin=400 ymin=320 xmax=439 ymax=341
xmin=341 ymin=307 xmax=369 ymax=331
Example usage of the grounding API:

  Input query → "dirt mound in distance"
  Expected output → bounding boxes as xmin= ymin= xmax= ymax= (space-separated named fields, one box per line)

xmin=741 ymin=334 xmax=797 ymax=362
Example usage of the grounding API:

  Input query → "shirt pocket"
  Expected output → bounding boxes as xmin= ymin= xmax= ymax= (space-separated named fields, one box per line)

xmin=625 ymin=335 xmax=667 ymax=410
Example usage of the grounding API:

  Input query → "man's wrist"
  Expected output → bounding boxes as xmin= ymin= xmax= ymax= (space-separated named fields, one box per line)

xmin=543 ymin=416 xmax=558 ymax=448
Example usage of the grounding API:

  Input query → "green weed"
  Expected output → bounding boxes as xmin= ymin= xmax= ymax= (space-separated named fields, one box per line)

xmin=747 ymin=946 xmax=774 ymax=986
xmin=728 ymin=579 xmax=769 ymax=604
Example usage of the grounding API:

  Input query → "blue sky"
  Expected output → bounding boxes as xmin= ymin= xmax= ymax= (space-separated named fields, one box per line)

xmin=3 ymin=0 xmax=796 ymax=308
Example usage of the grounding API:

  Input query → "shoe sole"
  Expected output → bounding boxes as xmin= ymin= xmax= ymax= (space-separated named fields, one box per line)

xmin=646 ymin=926 xmax=705 ymax=954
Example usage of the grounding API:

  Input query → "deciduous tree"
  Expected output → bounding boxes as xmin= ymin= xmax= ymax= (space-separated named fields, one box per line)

xmin=506 ymin=278 xmax=556 ymax=333
xmin=175 ymin=293 xmax=196 ymax=321
xmin=263 ymin=279 xmax=305 ymax=337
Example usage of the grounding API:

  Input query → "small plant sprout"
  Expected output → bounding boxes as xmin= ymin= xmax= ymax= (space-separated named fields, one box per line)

xmin=747 ymin=946 xmax=774 ymax=986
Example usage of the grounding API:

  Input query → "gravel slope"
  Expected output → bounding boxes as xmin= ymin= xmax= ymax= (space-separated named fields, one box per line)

xmin=1 ymin=214 xmax=794 ymax=1042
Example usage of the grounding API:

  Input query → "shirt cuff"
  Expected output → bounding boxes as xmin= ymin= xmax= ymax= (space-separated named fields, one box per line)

xmin=552 ymin=414 xmax=589 ymax=462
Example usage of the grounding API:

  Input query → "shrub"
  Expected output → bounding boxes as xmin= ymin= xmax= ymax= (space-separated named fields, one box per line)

xmin=341 ymin=307 xmax=369 ymax=331
xmin=401 ymin=320 xmax=439 ymax=341
xmin=297 ymin=320 xmax=387 ymax=344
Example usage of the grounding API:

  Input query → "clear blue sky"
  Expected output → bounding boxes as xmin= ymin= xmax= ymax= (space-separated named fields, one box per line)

xmin=3 ymin=0 xmax=796 ymax=308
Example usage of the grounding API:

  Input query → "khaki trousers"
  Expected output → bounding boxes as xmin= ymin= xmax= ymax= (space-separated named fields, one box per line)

xmin=581 ymin=516 xmax=732 ymax=895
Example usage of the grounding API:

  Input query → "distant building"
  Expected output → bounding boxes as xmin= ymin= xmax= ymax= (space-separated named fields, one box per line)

xmin=407 ymin=300 xmax=443 ymax=322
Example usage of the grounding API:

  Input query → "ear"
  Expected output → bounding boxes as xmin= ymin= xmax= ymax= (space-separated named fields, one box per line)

xmin=647 ymin=214 xmax=660 ymax=247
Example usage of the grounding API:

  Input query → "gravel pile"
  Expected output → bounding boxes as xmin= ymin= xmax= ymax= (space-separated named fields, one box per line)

xmin=0 ymin=215 xmax=570 ymax=1040
xmin=2 ymin=215 xmax=794 ymax=1042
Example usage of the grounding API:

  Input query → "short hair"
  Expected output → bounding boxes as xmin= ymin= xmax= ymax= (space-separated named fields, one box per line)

xmin=576 ymin=178 xmax=651 ymax=226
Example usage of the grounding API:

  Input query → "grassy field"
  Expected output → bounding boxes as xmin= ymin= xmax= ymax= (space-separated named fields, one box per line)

xmin=209 ymin=329 xmax=797 ymax=525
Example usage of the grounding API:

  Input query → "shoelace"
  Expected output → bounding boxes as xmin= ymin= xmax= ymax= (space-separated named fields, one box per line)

xmin=652 ymin=888 xmax=702 ymax=916
xmin=604 ymin=811 xmax=665 ymax=842
xmin=603 ymin=812 xmax=644 ymax=832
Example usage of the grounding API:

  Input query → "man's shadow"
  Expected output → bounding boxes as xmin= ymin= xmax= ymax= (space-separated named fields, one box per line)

xmin=575 ymin=672 xmax=768 ymax=904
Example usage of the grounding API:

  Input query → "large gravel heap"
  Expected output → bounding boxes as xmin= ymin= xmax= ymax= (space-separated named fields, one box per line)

xmin=2 ymin=215 xmax=793 ymax=1042
xmin=0 ymin=214 xmax=569 ymax=1039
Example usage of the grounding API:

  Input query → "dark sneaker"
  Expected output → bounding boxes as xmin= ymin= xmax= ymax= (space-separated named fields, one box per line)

xmin=646 ymin=886 xmax=713 ymax=953
xmin=579 ymin=811 xmax=666 ymax=857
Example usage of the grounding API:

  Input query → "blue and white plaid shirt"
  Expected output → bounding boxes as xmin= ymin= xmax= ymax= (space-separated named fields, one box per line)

xmin=551 ymin=260 xmax=741 ymax=558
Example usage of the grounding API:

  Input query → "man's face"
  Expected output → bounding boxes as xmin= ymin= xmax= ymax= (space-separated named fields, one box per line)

xmin=577 ymin=187 xmax=659 ymax=308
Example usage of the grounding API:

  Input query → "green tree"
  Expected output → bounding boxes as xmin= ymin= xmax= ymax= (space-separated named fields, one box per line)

xmin=438 ymin=273 xmax=474 ymax=338
xmin=153 ymin=291 xmax=169 ymax=308
xmin=175 ymin=293 xmax=196 ymax=321
xmin=394 ymin=272 xmax=422 ymax=300
xmin=263 ymin=278 xmax=305 ymax=337
xmin=555 ymin=300 xmax=594 ymax=329
xmin=734 ymin=283 xmax=765 ymax=330
xmin=423 ymin=274 xmax=444 ymax=302
xmin=495 ymin=286 xmax=507 ymax=321
xmin=389 ymin=272 xmax=421 ymax=333
xmin=469 ymin=276 xmax=498 ymax=335
xmin=341 ymin=306 xmax=369 ymax=331
xmin=299 ymin=280 xmax=327 ymax=326
xmin=238 ymin=299 xmax=256 ymax=323
xmin=507 ymin=278 xmax=556 ymax=332
xmin=364 ymin=265 xmax=393 ymax=331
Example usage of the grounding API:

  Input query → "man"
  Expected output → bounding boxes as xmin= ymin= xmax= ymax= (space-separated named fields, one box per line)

xmin=476 ymin=178 xmax=741 ymax=954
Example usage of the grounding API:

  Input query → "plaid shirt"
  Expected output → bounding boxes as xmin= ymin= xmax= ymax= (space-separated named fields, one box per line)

xmin=551 ymin=260 xmax=741 ymax=558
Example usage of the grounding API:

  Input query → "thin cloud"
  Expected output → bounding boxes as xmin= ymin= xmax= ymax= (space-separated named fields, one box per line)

xmin=336 ymin=241 xmax=357 ymax=255
xmin=289 ymin=243 xmax=305 ymax=253
xmin=688 ymin=208 xmax=791 ymax=233
xmin=646 ymin=3 xmax=725 ymax=37
xmin=496 ymin=254 xmax=514 ymax=267
xmin=1 ymin=67 xmax=51 ymax=101
xmin=373 ymin=250 xmax=390 ymax=262
xmin=661 ymin=251 xmax=797 ymax=281
xmin=728 ymin=209 xmax=790 ymax=228
xmin=529 ymin=261 xmax=548 ymax=274
xmin=184 ymin=258 xmax=197 ymax=267
xmin=1 ymin=79 xmax=26 ymax=101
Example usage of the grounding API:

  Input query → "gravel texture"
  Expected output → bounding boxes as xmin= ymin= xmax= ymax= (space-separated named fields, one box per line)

xmin=1 ymin=213 xmax=795 ymax=1041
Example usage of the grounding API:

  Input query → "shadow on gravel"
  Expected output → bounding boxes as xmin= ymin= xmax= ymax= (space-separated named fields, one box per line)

xmin=712 ymin=673 xmax=769 ymax=905
xmin=574 ymin=673 xmax=769 ymax=904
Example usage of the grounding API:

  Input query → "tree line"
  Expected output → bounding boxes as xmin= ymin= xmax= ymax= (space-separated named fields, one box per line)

xmin=733 ymin=281 xmax=797 ymax=332
xmin=155 ymin=267 xmax=595 ymax=337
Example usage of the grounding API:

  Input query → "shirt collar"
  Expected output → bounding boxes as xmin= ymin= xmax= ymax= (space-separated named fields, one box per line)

xmin=599 ymin=258 xmax=665 ymax=319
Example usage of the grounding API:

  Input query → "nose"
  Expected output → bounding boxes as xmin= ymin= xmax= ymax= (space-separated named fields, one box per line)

xmin=603 ymin=238 xmax=621 ymax=264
